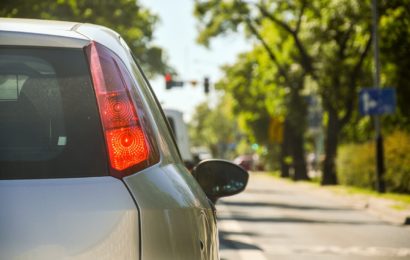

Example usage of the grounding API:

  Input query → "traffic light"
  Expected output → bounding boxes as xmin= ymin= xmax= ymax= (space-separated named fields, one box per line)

xmin=165 ymin=73 xmax=173 ymax=90
xmin=165 ymin=73 xmax=184 ymax=90
xmin=204 ymin=77 xmax=210 ymax=94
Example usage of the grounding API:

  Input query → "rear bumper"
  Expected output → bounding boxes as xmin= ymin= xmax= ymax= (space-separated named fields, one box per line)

xmin=0 ymin=177 xmax=139 ymax=259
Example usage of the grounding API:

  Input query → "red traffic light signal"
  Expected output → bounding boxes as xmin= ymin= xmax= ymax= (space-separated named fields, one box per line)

xmin=165 ymin=73 xmax=173 ymax=89
xmin=164 ymin=73 xmax=184 ymax=90
xmin=165 ymin=73 xmax=172 ymax=82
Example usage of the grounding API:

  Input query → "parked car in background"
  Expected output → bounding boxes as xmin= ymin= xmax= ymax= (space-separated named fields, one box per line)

xmin=233 ymin=154 xmax=264 ymax=171
xmin=0 ymin=18 xmax=248 ymax=260
xmin=234 ymin=154 xmax=254 ymax=171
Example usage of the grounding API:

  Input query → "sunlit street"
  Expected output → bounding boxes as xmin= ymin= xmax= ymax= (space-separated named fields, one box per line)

xmin=218 ymin=173 xmax=410 ymax=259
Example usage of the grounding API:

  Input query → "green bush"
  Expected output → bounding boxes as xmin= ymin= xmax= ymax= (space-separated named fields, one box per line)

xmin=337 ymin=142 xmax=375 ymax=189
xmin=337 ymin=131 xmax=410 ymax=193
xmin=384 ymin=131 xmax=410 ymax=193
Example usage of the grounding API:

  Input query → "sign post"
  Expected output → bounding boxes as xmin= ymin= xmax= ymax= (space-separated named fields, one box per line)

xmin=359 ymin=87 xmax=396 ymax=193
xmin=371 ymin=0 xmax=385 ymax=193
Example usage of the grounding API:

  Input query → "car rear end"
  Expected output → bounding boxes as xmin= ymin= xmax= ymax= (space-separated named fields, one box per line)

xmin=0 ymin=19 xmax=218 ymax=260
xmin=0 ymin=21 xmax=143 ymax=259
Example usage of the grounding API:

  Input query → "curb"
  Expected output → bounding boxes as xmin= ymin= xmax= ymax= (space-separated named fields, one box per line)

xmin=354 ymin=196 xmax=410 ymax=225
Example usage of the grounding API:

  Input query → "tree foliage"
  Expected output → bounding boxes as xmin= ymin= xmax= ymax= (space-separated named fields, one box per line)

xmin=216 ymin=48 xmax=285 ymax=145
xmin=304 ymin=0 xmax=373 ymax=184
xmin=0 ymin=0 xmax=170 ymax=77
xmin=380 ymin=0 xmax=410 ymax=126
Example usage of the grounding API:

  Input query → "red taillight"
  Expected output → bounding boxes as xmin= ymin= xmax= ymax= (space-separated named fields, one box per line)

xmin=105 ymin=127 xmax=147 ymax=170
xmin=85 ymin=41 xmax=157 ymax=178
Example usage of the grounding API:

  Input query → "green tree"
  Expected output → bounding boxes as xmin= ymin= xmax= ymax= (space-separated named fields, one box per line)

xmin=0 ymin=0 xmax=169 ymax=77
xmin=194 ymin=0 xmax=310 ymax=180
xmin=241 ymin=0 xmax=373 ymax=185
xmin=303 ymin=0 xmax=373 ymax=184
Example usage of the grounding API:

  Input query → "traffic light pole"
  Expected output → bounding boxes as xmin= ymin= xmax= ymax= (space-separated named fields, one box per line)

xmin=372 ymin=0 xmax=385 ymax=193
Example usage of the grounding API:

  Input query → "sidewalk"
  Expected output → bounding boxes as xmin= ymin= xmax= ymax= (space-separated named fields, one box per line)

xmin=255 ymin=172 xmax=410 ymax=226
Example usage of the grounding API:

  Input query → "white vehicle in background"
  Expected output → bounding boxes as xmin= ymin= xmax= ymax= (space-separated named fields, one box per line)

xmin=164 ymin=109 xmax=194 ymax=168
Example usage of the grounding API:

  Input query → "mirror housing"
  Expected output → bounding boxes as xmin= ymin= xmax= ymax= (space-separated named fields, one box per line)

xmin=192 ymin=159 xmax=249 ymax=203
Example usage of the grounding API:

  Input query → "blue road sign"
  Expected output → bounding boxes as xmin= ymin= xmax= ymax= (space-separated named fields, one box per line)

xmin=359 ymin=88 xmax=396 ymax=116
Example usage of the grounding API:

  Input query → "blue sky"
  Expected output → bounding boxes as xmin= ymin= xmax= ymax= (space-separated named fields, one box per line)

xmin=140 ymin=0 xmax=251 ymax=121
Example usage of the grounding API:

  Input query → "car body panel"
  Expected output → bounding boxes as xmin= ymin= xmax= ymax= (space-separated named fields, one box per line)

xmin=0 ymin=18 xmax=89 ymax=48
xmin=76 ymin=23 xmax=130 ymax=64
xmin=0 ymin=177 xmax=139 ymax=259
xmin=0 ymin=31 xmax=89 ymax=48
xmin=124 ymin=163 xmax=218 ymax=260
xmin=0 ymin=18 xmax=79 ymax=32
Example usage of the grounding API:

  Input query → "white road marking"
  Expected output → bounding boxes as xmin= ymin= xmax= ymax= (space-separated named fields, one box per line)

xmin=218 ymin=204 xmax=268 ymax=260
xmin=262 ymin=244 xmax=410 ymax=257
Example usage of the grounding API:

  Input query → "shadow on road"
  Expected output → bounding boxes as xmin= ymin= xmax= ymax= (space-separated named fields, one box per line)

xmin=219 ymin=230 xmax=260 ymax=237
xmin=221 ymin=200 xmax=354 ymax=211
xmin=217 ymin=214 xmax=386 ymax=226
xmin=244 ymin=188 xmax=287 ymax=195
xmin=219 ymin=231 xmax=263 ymax=250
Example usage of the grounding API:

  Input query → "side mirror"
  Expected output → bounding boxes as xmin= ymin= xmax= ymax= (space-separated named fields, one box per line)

xmin=192 ymin=159 xmax=249 ymax=203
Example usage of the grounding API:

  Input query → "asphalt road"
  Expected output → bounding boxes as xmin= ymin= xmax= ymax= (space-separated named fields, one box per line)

xmin=217 ymin=173 xmax=410 ymax=260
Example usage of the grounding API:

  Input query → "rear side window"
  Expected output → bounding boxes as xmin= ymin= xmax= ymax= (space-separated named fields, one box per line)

xmin=0 ymin=47 xmax=108 ymax=179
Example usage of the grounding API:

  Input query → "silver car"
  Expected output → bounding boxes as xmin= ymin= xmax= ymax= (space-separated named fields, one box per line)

xmin=0 ymin=18 xmax=248 ymax=260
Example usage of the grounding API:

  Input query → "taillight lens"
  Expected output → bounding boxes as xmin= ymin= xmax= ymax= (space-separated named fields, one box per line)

xmin=85 ymin=41 xmax=158 ymax=178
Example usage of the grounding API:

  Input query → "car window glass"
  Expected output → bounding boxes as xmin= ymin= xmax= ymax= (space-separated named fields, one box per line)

xmin=0 ymin=47 xmax=108 ymax=179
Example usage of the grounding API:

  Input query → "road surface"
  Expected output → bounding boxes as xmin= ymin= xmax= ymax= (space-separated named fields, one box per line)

xmin=217 ymin=173 xmax=410 ymax=260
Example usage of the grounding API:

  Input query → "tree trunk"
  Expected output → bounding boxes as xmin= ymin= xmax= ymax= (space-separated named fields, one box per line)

xmin=292 ymin=128 xmax=309 ymax=181
xmin=288 ymin=87 xmax=309 ymax=181
xmin=322 ymin=107 xmax=339 ymax=185
xmin=280 ymin=118 xmax=290 ymax=178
